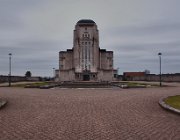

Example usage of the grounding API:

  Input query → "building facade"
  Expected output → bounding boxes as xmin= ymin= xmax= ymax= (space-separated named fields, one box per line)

xmin=59 ymin=19 xmax=117 ymax=81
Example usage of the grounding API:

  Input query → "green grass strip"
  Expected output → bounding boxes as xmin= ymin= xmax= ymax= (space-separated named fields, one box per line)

xmin=12 ymin=82 xmax=49 ymax=88
xmin=164 ymin=95 xmax=180 ymax=109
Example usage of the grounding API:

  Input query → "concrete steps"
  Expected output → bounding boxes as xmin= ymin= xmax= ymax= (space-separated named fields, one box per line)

xmin=58 ymin=81 xmax=115 ymax=88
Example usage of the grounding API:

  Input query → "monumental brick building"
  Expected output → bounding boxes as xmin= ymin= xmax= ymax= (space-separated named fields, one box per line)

xmin=58 ymin=19 xmax=117 ymax=81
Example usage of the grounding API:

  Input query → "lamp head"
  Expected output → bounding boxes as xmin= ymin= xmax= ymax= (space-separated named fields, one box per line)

xmin=158 ymin=52 xmax=162 ymax=56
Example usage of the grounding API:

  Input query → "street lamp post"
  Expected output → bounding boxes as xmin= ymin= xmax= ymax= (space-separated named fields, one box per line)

xmin=158 ymin=52 xmax=162 ymax=87
xmin=9 ymin=53 xmax=12 ymax=87
xmin=53 ymin=68 xmax=55 ymax=81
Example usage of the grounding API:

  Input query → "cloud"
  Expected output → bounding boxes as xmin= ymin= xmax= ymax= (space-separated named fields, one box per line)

xmin=0 ymin=0 xmax=180 ymax=76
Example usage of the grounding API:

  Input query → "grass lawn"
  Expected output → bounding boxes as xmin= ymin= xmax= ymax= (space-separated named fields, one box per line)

xmin=11 ymin=82 xmax=50 ymax=88
xmin=164 ymin=95 xmax=180 ymax=109
xmin=119 ymin=82 xmax=159 ymax=88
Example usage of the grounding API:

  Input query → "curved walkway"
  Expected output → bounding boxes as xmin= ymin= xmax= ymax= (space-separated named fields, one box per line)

xmin=0 ymin=84 xmax=180 ymax=140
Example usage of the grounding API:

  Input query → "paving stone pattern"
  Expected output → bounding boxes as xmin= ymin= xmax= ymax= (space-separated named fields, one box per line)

xmin=0 ymin=86 xmax=180 ymax=140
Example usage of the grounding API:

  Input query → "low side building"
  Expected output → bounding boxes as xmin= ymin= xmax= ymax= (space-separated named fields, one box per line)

xmin=0 ymin=75 xmax=40 ymax=83
xmin=123 ymin=72 xmax=146 ymax=81
xmin=123 ymin=73 xmax=180 ymax=82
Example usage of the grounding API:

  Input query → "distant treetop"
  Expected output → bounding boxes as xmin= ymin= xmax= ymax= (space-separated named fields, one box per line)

xmin=25 ymin=71 xmax=32 ymax=77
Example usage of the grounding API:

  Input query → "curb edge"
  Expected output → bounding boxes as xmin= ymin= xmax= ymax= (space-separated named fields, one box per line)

xmin=0 ymin=100 xmax=8 ymax=109
xmin=159 ymin=96 xmax=180 ymax=115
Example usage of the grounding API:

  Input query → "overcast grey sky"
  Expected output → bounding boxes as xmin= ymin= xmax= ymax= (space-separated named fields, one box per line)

xmin=0 ymin=0 xmax=180 ymax=76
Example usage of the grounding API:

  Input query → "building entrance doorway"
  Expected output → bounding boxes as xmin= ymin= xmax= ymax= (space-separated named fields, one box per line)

xmin=83 ymin=75 xmax=90 ymax=81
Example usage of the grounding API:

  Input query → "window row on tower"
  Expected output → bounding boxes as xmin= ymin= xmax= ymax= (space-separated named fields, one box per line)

xmin=82 ymin=34 xmax=90 ymax=38
xmin=81 ymin=41 xmax=91 ymax=45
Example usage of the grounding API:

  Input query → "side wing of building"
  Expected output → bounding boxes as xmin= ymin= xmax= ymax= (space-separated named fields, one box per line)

xmin=59 ymin=50 xmax=75 ymax=81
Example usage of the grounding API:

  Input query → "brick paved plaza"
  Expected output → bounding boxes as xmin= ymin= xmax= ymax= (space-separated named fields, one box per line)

xmin=0 ymin=85 xmax=180 ymax=140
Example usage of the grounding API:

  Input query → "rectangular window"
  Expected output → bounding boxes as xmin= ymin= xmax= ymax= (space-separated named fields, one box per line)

xmin=85 ymin=46 xmax=87 ymax=59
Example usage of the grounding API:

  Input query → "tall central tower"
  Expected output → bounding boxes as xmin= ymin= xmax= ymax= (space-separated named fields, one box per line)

xmin=73 ymin=19 xmax=99 ymax=74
